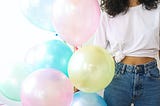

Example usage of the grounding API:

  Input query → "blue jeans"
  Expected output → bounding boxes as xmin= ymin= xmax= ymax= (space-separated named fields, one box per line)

xmin=104 ymin=60 xmax=160 ymax=106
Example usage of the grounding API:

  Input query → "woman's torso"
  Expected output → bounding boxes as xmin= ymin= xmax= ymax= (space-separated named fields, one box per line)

xmin=103 ymin=4 xmax=160 ymax=64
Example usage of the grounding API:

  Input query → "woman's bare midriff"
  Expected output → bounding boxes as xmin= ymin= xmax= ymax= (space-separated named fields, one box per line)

xmin=120 ymin=56 xmax=155 ymax=65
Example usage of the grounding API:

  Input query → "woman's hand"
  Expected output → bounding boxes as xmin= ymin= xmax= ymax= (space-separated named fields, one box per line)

xmin=74 ymin=87 xmax=79 ymax=93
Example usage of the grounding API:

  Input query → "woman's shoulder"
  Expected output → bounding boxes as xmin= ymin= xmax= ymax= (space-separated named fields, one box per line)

xmin=101 ymin=11 xmax=109 ymax=19
xmin=99 ymin=11 xmax=109 ymax=24
xmin=157 ymin=3 xmax=160 ymax=15
xmin=158 ymin=2 xmax=160 ymax=10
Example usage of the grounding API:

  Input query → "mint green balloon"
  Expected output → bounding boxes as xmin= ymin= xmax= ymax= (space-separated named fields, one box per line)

xmin=0 ymin=62 xmax=33 ymax=101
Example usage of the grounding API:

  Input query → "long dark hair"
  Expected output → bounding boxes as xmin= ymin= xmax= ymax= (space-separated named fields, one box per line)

xmin=101 ymin=0 xmax=159 ymax=17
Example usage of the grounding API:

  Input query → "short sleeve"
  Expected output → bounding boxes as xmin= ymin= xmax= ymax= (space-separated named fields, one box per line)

xmin=93 ymin=11 xmax=109 ymax=49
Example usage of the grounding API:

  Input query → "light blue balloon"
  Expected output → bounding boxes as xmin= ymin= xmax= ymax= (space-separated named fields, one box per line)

xmin=25 ymin=40 xmax=73 ymax=76
xmin=20 ymin=0 xmax=55 ymax=32
xmin=71 ymin=91 xmax=107 ymax=106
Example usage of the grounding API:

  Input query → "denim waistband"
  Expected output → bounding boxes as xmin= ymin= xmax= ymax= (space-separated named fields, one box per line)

xmin=115 ymin=60 xmax=158 ymax=74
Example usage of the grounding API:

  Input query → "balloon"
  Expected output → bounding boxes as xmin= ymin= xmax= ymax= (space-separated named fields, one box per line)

xmin=71 ymin=91 xmax=107 ymax=106
xmin=0 ymin=62 xmax=33 ymax=101
xmin=52 ymin=0 xmax=100 ymax=46
xmin=25 ymin=40 xmax=73 ymax=76
xmin=21 ymin=69 xmax=73 ymax=106
xmin=0 ymin=93 xmax=21 ymax=106
xmin=20 ymin=0 xmax=55 ymax=32
xmin=68 ymin=46 xmax=115 ymax=92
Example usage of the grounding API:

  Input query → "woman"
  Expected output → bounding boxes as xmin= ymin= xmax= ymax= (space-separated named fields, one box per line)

xmin=94 ymin=0 xmax=160 ymax=105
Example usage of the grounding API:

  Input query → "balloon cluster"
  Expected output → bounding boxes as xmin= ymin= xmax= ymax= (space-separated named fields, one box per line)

xmin=0 ymin=0 xmax=115 ymax=106
xmin=0 ymin=40 xmax=74 ymax=106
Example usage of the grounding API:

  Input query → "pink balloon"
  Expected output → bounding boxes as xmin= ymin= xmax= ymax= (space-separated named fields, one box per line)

xmin=21 ymin=69 xmax=73 ymax=106
xmin=52 ymin=0 xmax=100 ymax=46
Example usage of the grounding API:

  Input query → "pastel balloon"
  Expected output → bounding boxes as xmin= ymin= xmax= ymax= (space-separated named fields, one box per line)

xmin=0 ymin=93 xmax=21 ymax=106
xmin=71 ymin=91 xmax=107 ymax=106
xmin=68 ymin=46 xmax=115 ymax=92
xmin=52 ymin=0 xmax=100 ymax=46
xmin=0 ymin=62 xmax=33 ymax=101
xmin=25 ymin=40 xmax=73 ymax=76
xmin=20 ymin=0 xmax=55 ymax=32
xmin=21 ymin=69 xmax=73 ymax=106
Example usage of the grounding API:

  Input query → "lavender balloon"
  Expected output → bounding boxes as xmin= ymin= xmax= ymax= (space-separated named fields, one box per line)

xmin=21 ymin=69 xmax=73 ymax=106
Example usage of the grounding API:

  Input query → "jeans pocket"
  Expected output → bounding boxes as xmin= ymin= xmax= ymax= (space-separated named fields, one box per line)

xmin=146 ymin=67 xmax=160 ymax=80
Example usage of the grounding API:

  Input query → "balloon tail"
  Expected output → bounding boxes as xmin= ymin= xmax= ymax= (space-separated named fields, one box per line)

xmin=74 ymin=46 xmax=79 ymax=52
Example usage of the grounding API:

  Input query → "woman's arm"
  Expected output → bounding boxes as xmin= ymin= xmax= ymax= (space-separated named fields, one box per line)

xmin=93 ymin=12 xmax=108 ymax=48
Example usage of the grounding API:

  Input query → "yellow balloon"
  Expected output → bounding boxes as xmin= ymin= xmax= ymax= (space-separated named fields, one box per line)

xmin=68 ymin=46 xmax=115 ymax=92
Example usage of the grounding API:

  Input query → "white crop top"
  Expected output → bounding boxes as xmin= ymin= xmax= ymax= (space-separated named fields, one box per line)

xmin=94 ymin=4 xmax=160 ymax=62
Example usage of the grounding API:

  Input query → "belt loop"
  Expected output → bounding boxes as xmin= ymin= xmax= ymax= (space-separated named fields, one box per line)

xmin=121 ymin=64 xmax=126 ymax=74
xmin=135 ymin=66 xmax=138 ymax=73
xmin=143 ymin=65 xmax=147 ymax=74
